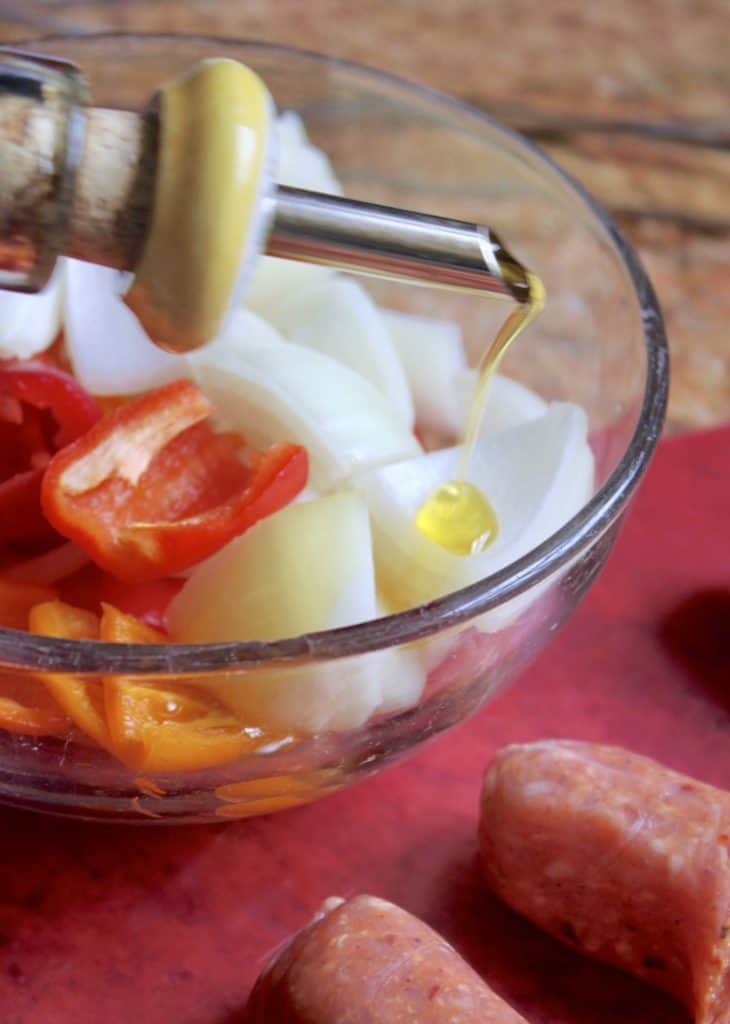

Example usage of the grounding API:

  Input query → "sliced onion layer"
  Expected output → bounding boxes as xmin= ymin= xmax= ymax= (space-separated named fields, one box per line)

xmin=454 ymin=369 xmax=548 ymax=438
xmin=0 ymin=265 xmax=63 ymax=360
xmin=357 ymin=402 xmax=594 ymax=621
xmin=280 ymin=279 xmax=414 ymax=427
xmin=64 ymin=259 xmax=186 ymax=395
xmin=188 ymin=340 xmax=420 ymax=491
xmin=186 ymin=308 xmax=285 ymax=370
xmin=169 ymin=492 xmax=424 ymax=732
xmin=383 ymin=308 xmax=467 ymax=437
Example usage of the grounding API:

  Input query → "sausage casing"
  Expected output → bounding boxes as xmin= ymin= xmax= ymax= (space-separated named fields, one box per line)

xmin=243 ymin=893 xmax=529 ymax=1023
xmin=480 ymin=741 xmax=730 ymax=1023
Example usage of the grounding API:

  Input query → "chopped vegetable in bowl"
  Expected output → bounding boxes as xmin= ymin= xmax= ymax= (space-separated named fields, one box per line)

xmin=0 ymin=109 xmax=594 ymax=771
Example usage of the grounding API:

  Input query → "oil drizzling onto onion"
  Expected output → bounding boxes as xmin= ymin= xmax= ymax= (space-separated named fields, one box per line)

xmin=416 ymin=271 xmax=545 ymax=556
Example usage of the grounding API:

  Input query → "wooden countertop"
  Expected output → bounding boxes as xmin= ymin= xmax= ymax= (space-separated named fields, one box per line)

xmin=1 ymin=0 xmax=728 ymax=433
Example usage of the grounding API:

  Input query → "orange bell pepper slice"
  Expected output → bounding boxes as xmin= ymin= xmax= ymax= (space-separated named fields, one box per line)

xmin=0 ymin=586 xmax=83 ymax=739
xmin=101 ymin=604 xmax=265 ymax=773
xmin=41 ymin=379 xmax=308 ymax=583
xmin=0 ymin=671 xmax=70 ymax=737
xmin=28 ymin=600 xmax=109 ymax=748
xmin=28 ymin=598 xmax=99 ymax=641
xmin=17 ymin=599 xmax=277 ymax=774
xmin=214 ymin=771 xmax=338 ymax=818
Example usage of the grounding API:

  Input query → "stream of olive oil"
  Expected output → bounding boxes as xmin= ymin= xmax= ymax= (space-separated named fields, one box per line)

xmin=416 ymin=270 xmax=545 ymax=556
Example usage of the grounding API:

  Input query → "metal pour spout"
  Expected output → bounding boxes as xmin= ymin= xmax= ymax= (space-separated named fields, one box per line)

xmin=0 ymin=47 xmax=532 ymax=343
xmin=268 ymin=187 xmax=531 ymax=304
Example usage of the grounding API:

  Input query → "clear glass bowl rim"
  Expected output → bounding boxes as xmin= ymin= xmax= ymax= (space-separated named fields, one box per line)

xmin=0 ymin=32 xmax=669 ymax=674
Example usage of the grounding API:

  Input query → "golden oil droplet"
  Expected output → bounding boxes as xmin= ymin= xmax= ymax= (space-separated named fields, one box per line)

xmin=416 ymin=269 xmax=545 ymax=557
xmin=416 ymin=480 xmax=498 ymax=556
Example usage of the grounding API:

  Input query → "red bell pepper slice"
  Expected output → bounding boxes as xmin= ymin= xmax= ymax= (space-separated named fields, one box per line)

xmin=0 ymin=469 xmax=49 ymax=542
xmin=0 ymin=361 xmax=101 ymax=448
xmin=0 ymin=578 xmax=57 ymax=630
xmin=41 ymin=379 xmax=308 ymax=583
xmin=60 ymin=563 xmax=183 ymax=631
xmin=0 ymin=360 xmax=101 ymax=543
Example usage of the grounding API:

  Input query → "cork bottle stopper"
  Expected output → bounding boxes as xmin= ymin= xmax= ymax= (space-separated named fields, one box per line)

xmin=0 ymin=48 xmax=156 ymax=286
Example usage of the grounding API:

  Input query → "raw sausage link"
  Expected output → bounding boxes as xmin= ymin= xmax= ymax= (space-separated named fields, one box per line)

xmin=242 ymin=893 xmax=529 ymax=1023
xmin=480 ymin=740 xmax=730 ymax=1024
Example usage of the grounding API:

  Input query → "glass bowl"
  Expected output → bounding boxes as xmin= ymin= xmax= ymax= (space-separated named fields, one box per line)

xmin=0 ymin=33 xmax=667 ymax=823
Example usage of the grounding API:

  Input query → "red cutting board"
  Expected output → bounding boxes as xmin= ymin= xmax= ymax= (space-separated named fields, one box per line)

xmin=1 ymin=425 xmax=729 ymax=1024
